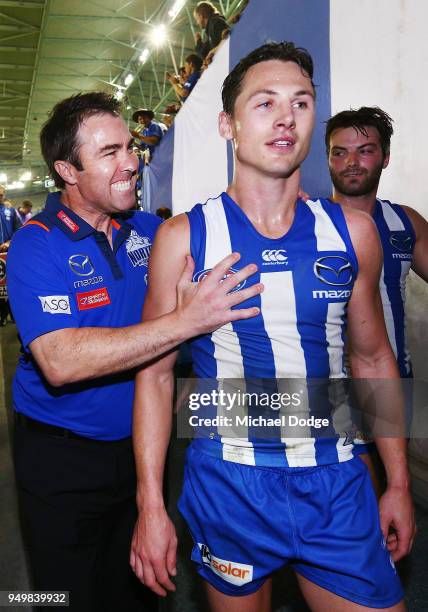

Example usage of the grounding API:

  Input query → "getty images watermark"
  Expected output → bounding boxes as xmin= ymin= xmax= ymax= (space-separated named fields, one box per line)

xmin=175 ymin=378 xmax=428 ymax=440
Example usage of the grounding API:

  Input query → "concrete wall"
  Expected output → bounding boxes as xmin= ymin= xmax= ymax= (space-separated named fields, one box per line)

xmin=330 ymin=0 xmax=428 ymax=379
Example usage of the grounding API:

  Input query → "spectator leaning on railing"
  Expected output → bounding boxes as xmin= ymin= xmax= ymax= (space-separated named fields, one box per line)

xmin=193 ymin=1 xmax=230 ymax=60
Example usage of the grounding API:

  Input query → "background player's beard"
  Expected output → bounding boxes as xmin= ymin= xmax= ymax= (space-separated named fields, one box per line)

xmin=330 ymin=161 xmax=384 ymax=197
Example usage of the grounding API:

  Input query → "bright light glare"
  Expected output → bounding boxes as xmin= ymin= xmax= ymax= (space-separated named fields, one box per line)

xmin=168 ymin=0 xmax=186 ymax=20
xmin=139 ymin=48 xmax=150 ymax=63
xmin=20 ymin=171 xmax=32 ymax=182
xmin=0 ymin=173 xmax=7 ymax=183
xmin=124 ymin=74 xmax=134 ymax=86
xmin=151 ymin=24 xmax=167 ymax=46
xmin=115 ymin=90 xmax=124 ymax=100
xmin=8 ymin=181 xmax=25 ymax=190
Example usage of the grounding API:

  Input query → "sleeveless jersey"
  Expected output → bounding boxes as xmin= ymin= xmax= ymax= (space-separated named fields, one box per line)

xmin=373 ymin=199 xmax=415 ymax=377
xmin=187 ymin=193 xmax=359 ymax=467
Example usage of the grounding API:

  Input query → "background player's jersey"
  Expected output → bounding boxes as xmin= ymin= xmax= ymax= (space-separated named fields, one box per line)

xmin=373 ymin=199 xmax=415 ymax=377
xmin=187 ymin=193 xmax=358 ymax=467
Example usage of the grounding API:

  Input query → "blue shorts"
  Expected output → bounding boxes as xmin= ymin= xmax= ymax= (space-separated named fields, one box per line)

xmin=178 ymin=443 xmax=403 ymax=607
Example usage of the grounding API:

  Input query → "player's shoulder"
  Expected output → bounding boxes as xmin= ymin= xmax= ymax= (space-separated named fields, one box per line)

xmin=305 ymin=196 xmax=374 ymax=231
xmin=377 ymin=198 xmax=424 ymax=234
xmin=156 ymin=211 xmax=189 ymax=240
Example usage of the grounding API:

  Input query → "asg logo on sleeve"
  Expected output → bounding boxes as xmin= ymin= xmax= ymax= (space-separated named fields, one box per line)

xmin=38 ymin=295 xmax=71 ymax=314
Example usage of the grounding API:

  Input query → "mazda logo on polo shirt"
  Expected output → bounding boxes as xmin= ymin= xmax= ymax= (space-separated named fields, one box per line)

xmin=313 ymin=256 xmax=353 ymax=286
xmin=68 ymin=254 xmax=95 ymax=277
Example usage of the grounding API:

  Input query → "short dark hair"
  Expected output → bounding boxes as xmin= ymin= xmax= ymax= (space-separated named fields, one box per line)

xmin=222 ymin=41 xmax=314 ymax=115
xmin=40 ymin=92 xmax=122 ymax=189
xmin=325 ymin=107 xmax=394 ymax=157
xmin=185 ymin=53 xmax=203 ymax=72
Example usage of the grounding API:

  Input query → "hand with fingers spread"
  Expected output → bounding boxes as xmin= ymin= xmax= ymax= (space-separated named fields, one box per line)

xmin=379 ymin=485 xmax=416 ymax=562
xmin=130 ymin=505 xmax=178 ymax=596
xmin=173 ymin=251 xmax=263 ymax=338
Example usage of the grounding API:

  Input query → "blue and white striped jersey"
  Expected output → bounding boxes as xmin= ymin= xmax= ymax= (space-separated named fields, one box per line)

xmin=187 ymin=193 xmax=359 ymax=467
xmin=373 ymin=199 xmax=415 ymax=377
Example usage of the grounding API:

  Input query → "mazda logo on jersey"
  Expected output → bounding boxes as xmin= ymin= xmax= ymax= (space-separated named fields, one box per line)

xmin=314 ymin=256 xmax=353 ymax=286
xmin=68 ymin=254 xmax=95 ymax=277
xmin=193 ymin=267 xmax=246 ymax=292
xmin=390 ymin=233 xmax=412 ymax=252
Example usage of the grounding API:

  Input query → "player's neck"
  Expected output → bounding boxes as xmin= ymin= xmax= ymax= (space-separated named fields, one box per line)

xmin=227 ymin=168 xmax=300 ymax=238
xmin=331 ymin=189 xmax=378 ymax=216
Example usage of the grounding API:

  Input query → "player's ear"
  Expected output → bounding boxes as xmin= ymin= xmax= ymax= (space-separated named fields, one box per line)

xmin=382 ymin=150 xmax=390 ymax=170
xmin=218 ymin=111 xmax=234 ymax=141
xmin=54 ymin=160 xmax=78 ymax=186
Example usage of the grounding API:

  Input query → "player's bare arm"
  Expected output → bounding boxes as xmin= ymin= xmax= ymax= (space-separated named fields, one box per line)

xmin=344 ymin=205 xmax=416 ymax=561
xmin=402 ymin=205 xmax=428 ymax=282
xmin=29 ymin=217 xmax=262 ymax=387
xmin=130 ymin=215 xmax=263 ymax=595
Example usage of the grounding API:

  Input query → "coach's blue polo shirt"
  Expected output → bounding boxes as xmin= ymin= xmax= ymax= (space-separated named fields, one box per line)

xmin=7 ymin=191 xmax=161 ymax=440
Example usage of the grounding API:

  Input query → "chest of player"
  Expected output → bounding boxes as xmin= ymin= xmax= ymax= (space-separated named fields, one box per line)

xmin=381 ymin=228 xmax=414 ymax=284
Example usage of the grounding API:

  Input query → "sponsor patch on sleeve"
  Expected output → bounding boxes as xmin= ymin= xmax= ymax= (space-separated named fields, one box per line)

xmin=38 ymin=295 xmax=72 ymax=314
xmin=76 ymin=287 xmax=111 ymax=311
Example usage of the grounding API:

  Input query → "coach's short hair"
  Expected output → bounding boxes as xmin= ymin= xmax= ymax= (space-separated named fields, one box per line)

xmin=40 ymin=92 xmax=122 ymax=189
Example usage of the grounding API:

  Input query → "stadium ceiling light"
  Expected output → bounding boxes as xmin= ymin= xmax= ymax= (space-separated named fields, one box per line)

xmin=0 ymin=173 xmax=7 ymax=183
xmin=115 ymin=90 xmax=124 ymax=100
xmin=20 ymin=171 xmax=32 ymax=182
xmin=151 ymin=23 xmax=167 ymax=47
xmin=139 ymin=48 xmax=150 ymax=63
xmin=124 ymin=74 xmax=134 ymax=86
xmin=8 ymin=181 xmax=25 ymax=190
xmin=168 ymin=0 xmax=186 ymax=20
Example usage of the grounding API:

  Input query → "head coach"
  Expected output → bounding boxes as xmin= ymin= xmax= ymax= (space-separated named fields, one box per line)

xmin=6 ymin=92 xmax=262 ymax=612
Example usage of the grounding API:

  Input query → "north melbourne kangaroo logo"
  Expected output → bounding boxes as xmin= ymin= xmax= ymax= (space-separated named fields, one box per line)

xmin=125 ymin=230 xmax=152 ymax=267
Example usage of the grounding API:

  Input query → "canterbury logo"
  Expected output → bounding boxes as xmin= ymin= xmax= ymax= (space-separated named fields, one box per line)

xmin=262 ymin=249 xmax=288 ymax=264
